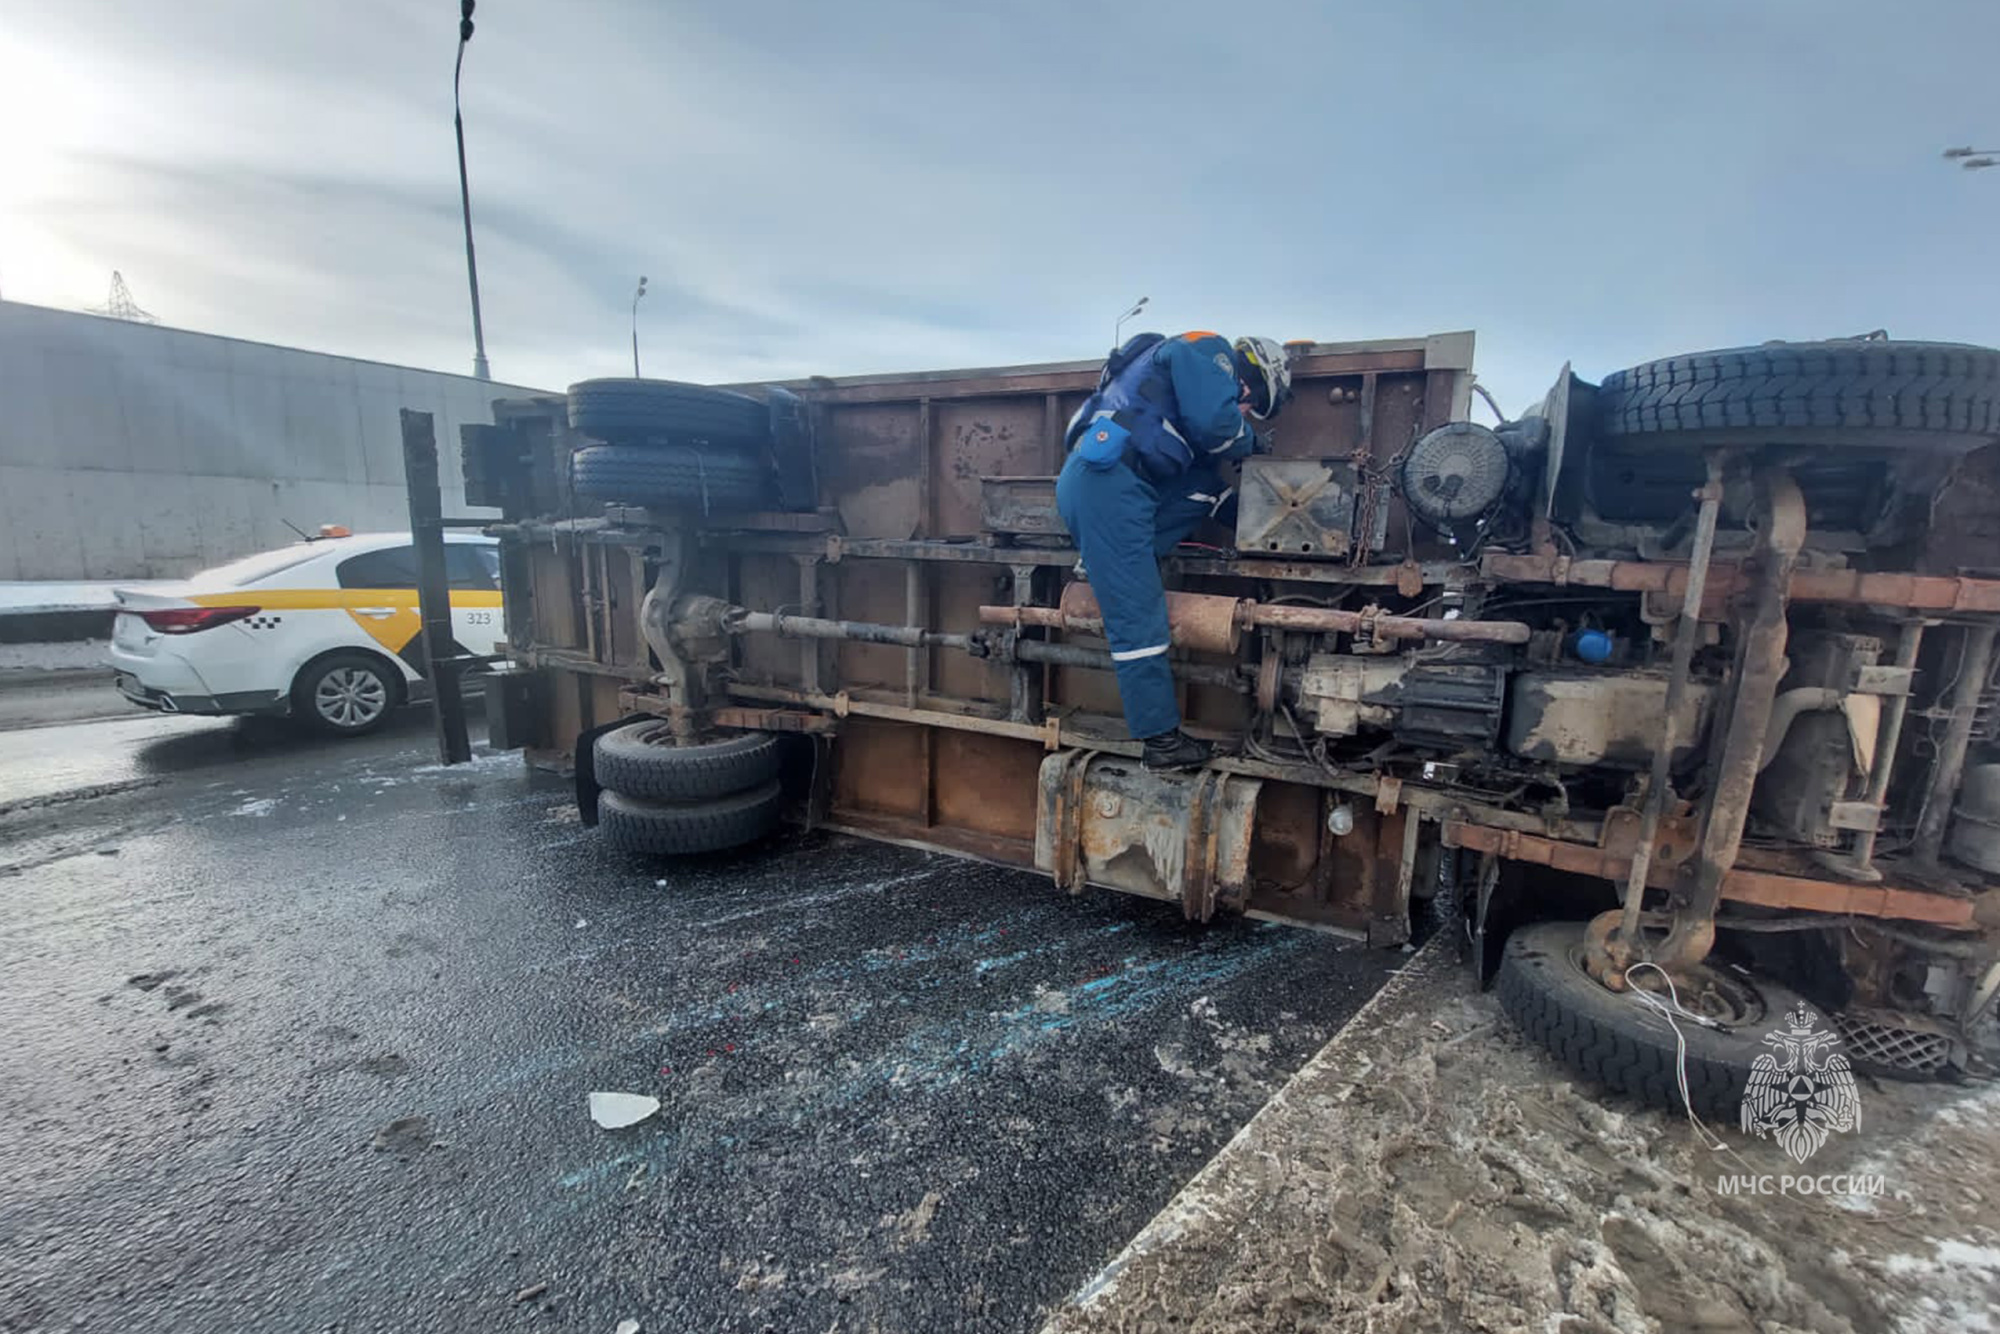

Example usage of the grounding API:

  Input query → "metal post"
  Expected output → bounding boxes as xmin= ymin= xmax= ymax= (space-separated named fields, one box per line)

xmin=1913 ymin=621 xmax=1999 ymax=865
xmin=630 ymin=276 xmax=648 ymax=378
xmin=1008 ymin=563 xmax=1043 ymax=724
xmin=796 ymin=557 xmax=822 ymax=694
xmin=1846 ymin=619 xmax=1926 ymax=875
xmin=401 ymin=409 xmax=472 ymax=765
xmin=454 ymin=5 xmax=491 ymax=382
xmin=904 ymin=562 xmax=924 ymax=707
xmin=1616 ymin=459 xmax=1724 ymax=945
xmin=1657 ymin=469 xmax=1806 ymax=969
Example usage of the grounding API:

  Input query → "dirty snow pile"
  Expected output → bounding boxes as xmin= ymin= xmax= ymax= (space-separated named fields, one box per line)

xmin=1043 ymin=946 xmax=2000 ymax=1334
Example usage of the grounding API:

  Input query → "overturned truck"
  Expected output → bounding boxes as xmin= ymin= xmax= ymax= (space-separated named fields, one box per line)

xmin=463 ymin=332 xmax=2000 ymax=1111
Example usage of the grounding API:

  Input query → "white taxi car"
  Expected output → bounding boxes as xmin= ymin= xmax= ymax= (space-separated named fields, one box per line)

xmin=110 ymin=530 xmax=505 ymax=736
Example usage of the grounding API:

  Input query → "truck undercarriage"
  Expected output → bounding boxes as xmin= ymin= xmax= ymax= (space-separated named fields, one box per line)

xmin=460 ymin=331 xmax=2000 ymax=1107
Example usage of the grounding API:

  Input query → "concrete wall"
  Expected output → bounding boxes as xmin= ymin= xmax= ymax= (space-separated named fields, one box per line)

xmin=0 ymin=302 xmax=550 ymax=581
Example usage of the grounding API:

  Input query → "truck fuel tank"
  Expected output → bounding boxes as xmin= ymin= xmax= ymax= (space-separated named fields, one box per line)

xmin=1034 ymin=750 xmax=1264 ymax=922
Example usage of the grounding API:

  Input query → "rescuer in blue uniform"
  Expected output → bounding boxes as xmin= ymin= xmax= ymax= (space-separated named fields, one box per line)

xmin=1056 ymin=331 xmax=1293 ymax=770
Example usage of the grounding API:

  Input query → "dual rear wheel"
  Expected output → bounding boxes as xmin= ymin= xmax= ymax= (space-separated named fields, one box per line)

xmin=592 ymin=721 xmax=785 ymax=856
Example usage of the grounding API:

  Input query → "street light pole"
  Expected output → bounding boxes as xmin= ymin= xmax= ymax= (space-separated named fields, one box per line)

xmin=631 ymin=276 xmax=648 ymax=378
xmin=1114 ymin=295 xmax=1149 ymax=351
xmin=454 ymin=0 xmax=492 ymax=381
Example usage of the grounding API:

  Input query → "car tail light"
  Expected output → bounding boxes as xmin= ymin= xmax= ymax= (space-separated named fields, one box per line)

xmin=136 ymin=606 xmax=260 ymax=634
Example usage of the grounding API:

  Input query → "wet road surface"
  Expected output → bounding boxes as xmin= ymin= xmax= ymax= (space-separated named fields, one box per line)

xmin=0 ymin=707 xmax=1400 ymax=1333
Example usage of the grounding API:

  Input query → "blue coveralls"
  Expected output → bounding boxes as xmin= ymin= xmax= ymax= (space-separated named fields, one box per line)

xmin=1055 ymin=332 xmax=1258 ymax=740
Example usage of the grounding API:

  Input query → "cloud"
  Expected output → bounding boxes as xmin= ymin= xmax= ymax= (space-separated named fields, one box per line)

xmin=3 ymin=0 xmax=1998 ymax=407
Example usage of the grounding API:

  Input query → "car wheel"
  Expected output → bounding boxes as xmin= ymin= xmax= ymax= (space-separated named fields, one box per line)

xmin=597 ymin=783 xmax=784 ymax=856
xmin=1496 ymin=919 xmax=1812 ymax=1119
xmin=570 ymin=443 xmax=776 ymax=513
xmin=593 ymin=723 xmax=782 ymax=802
xmin=294 ymin=652 xmax=400 ymax=737
xmin=567 ymin=378 xmax=771 ymax=449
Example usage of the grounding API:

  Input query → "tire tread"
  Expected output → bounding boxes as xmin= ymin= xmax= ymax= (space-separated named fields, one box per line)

xmin=570 ymin=443 xmax=774 ymax=512
xmin=598 ymin=783 xmax=783 ymax=856
xmin=1495 ymin=922 xmax=1787 ymax=1119
xmin=1597 ymin=340 xmax=2000 ymax=446
xmin=567 ymin=378 xmax=770 ymax=448
xmin=594 ymin=724 xmax=782 ymax=802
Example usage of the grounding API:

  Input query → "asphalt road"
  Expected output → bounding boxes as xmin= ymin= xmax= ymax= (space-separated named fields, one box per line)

xmin=0 ymin=698 xmax=1401 ymax=1333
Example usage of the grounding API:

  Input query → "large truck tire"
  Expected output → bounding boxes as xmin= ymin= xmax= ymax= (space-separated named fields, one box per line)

xmin=1496 ymin=920 xmax=1811 ymax=1119
xmin=567 ymin=378 xmax=771 ymax=448
xmin=1595 ymin=339 xmax=2000 ymax=453
xmin=570 ymin=443 xmax=775 ymax=513
xmin=598 ymin=783 xmax=784 ymax=856
xmin=594 ymin=723 xmax=782 ymax=802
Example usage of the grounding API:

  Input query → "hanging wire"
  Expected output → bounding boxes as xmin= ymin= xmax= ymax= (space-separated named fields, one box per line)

xmin=1622 ymin=961 xmax=1731 ymax=1151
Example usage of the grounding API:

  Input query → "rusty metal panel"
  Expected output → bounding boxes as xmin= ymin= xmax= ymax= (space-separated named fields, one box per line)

xmin=783 ymin=362 xmax=1103 ymax=405
xmin=825 ymin=403 xmax=922 ymax=539
xmin=1183 ymin=675 xmax=1250 ymax=732
xmin=1365 ymin=809 xmax=1416 ymax=946
xmin=732 ymin=552 xmax=800 ymax=683
xmin=1234 ymin=458 xmax=1367 ymax=559
xmin=831 ymin=561 xmax=908 ymax=689
xmin=525 ymin=665 xmax=592 ymax=771
xmin=832 ymin=717 xmax=928 ymax=820
xmin=1046 ymin=643 xmax=1124 ymax=722
xmin=931 ymin=730 xmax=1041 ymax=841
xmin=1243 ymin=786 xmax=1392 ymax=936
xmin=1443 ymin=820 xmax=1981 ymax=928
xmin=981 ymin=476 xmax=1066 ymax=538
xmin=1246 ymin=780 xmax=1320 ymax=891
xmin=1273 ymin=370 xmax=1428 ymax=464
xmin=1267 ymin=376 xmax=1366 ymax=460
xmin=935 ymin=399 xmax=1045 ymax=538
xmin=932 ymin=563 xmax=1013 ymax=702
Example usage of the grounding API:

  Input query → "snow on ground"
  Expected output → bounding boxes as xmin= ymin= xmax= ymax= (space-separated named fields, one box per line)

xmin=0 ymin=641 xmax=111 ymax=673
xmin=1044 ymin=941 xmax=2000 ymax=1334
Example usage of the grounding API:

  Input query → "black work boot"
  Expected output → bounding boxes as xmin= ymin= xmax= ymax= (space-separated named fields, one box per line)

xmin=1142 ymin=729 xmax=1214 ymax=772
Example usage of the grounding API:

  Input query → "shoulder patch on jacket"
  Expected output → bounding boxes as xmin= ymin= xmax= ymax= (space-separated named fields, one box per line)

xmin=1177 ymin=330 xmax=1220 ymax=342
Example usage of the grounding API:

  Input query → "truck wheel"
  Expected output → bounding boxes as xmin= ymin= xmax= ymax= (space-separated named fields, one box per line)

xmin=1595 ymin=340 xmax=2000 ymax=453
xmin=594 ymin=723 xmax=782 ymax=802
xmin=1496 ymin=920 xmax=1810 ymax=1119
xmin=597 ymin=783 xmax=784 ymax=856
xmin=571 ymin=443 xmax=776 ymax=513
xmin=568 ymin=378 xmax=771 ymax=449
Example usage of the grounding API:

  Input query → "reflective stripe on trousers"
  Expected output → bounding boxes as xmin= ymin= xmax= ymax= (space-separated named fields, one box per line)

xmin=1055 ymin=454 xmax=1194 ymax=739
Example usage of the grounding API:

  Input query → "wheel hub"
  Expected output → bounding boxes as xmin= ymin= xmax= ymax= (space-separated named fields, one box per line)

xmin=318 ymin=667 xmax=386 ymax=728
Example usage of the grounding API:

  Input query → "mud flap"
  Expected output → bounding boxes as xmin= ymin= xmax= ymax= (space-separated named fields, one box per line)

xmin=483 ymin=669 xmax=541 ymax=752
xmin=573 ymin=717 xmax=637 ymax=828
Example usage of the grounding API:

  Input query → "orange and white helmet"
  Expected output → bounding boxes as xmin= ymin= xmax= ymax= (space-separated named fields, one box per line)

xmin=1233 ymin=335 xmax=1293 ymax=420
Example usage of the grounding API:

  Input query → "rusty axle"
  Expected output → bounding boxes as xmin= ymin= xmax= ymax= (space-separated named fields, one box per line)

xmin=979 ymin=590 xmax=1530 ymax=647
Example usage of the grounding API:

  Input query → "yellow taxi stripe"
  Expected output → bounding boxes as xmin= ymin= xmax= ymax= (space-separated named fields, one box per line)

xmin=186 ymin=589 xmax=504 ymax=610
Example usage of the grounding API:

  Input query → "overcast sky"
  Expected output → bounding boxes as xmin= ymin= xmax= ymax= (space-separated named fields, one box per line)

xmin=2 ymin=0 xmax=1997 ymax=409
